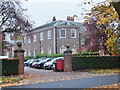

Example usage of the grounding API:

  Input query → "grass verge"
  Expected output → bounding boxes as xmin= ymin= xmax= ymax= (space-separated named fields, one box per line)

xmin=79 ymin=69 xmax=120 ymax=74
xmin=0 ymin=75 xmax=25 ymax=84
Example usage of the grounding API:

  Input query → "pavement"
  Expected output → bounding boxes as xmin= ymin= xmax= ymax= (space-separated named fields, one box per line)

xmin=2 ymin=74 xmax=119 ymax=89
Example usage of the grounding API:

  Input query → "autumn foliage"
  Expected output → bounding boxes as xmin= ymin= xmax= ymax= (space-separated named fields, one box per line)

xmin=84 ymin=1 xmax=119 ymax=55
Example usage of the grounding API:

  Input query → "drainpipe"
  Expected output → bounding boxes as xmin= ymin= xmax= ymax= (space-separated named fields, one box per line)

xmin=53 ymin=26 xmax=57 ymax=54
xmin=55 ymin=26 xmax=58 ymax=54
xmin=39 ymin=41 xmax=41 ymax=53
xmin=79 ymin=33 xmax=81 ymax=48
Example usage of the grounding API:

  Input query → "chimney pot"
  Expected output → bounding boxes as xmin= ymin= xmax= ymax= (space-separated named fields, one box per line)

xmin=67 ymin=16 xmax=74 ymax=21
xmin=52 ymin=16 xmax=56 ymax=21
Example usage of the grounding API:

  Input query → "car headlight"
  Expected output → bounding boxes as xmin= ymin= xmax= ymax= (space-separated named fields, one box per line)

xmin=44 ymin=63 xmax=48 ymax=66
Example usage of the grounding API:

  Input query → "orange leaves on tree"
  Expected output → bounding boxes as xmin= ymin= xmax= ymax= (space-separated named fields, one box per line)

xmin=104 ymin=29 xmax=118 ymax=55
xmin=84 ymin=1 xmax=119 ymax=55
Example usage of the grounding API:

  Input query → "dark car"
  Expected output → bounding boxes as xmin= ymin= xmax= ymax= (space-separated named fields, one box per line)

xmin=36 ymin=58 xmax=53 ymax=69
xmin=30 ymin=57 xmax=47 ymax=68
xmin=24 ymin=59 xmax=35 ymax=67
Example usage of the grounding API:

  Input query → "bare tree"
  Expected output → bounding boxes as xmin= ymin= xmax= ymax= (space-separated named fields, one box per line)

xmin=0 ymin=0 xmax=33 ymax=35
xmin=0 ymin=0 xmax=33 ymax=55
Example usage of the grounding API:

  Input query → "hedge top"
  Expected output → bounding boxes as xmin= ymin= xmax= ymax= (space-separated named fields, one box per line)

xmin=0 ymin=58 xmax=19 ymax=60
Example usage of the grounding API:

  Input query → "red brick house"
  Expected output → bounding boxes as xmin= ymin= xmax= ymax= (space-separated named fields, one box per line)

xmin=22 ymin=17 xmax=84 ymax=57
xmin=0 ymin=32 xmax=15 ymax=57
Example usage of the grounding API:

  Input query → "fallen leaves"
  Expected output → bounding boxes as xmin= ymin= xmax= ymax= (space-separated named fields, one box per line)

xmin=0 ymin=68 xmax=119 ymax=88
xmin=95 ymin=83 xmax=120 ymax=88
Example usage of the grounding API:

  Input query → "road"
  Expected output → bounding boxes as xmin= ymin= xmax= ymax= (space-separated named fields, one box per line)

xmin=3 ymin=74 xmax=119 ymax=89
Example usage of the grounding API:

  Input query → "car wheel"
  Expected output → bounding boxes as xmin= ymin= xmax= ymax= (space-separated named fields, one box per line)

xmin=50 ymin=65 xmax=53 ymax=70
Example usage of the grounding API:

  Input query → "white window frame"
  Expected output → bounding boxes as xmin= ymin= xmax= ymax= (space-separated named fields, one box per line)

xmin=48 ymin=48 xmax=52 ymax=55
xmin=40 ymin=32 xmax=43 ymax=41
xmin=33 ymin=34 xmax=36 ymax=42
xmin=24 ymin=36 xmax=27 ymax=43
xmin=71 ymin=29 xmax=76 ymax=38
xmin=28 ymin=36 xmax=31 ymax=43
xmin=24 ymin=50 xmax=27 ymax=57
xmin=41 ymin=47 xmax=44 ymax=54
xmin=81 ymin=36 xmax=85 ymax=45
xmin=59 ymin=29 xmax=66 ymax=38
xmin=48 ymin=30 xmax=51 ymax=39
xmin=60 ymin=47 xmax=66 ymax=54
xmin=33 ymin=48 xmax=36 ymax=57
xmin=28 ymin=50 xmax=31 ymax=56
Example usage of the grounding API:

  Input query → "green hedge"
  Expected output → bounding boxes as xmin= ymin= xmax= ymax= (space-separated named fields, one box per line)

xmin=24 ymin=53 xmax=64 ymax=61
xmin=73 ymin=52 xmax=99 ymax=57
xmin=24 ymin=56 xmax=35 ymax=61
xmin=72 ymin=56 xmax=120 ymax=71
xmin=48 ymin=53 xmax=64 ymax=58
xmin=1 ymin=58 xmax=19 ymax=76
xmin=35 ymin=54 xmax=47 ymax=59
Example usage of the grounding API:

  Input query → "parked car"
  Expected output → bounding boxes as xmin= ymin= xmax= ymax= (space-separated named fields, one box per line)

xmin=24 ymin=59 xmax=35 ymax=67
xmin=0 ymin=56 xmax=8 ymax=59
xmin=43 ymin=57 xmax=64 ymax=70
xmin=36 ymin=58 xmax=53 ymax=69
xmin=30 ymin=57 xmax=47 ymax=68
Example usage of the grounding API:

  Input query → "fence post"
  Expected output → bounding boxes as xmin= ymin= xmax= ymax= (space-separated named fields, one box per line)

xmin=14 ymin=42 xmax=25 ymax=74
xmin=64 ymin=44 xmax=73 ymax=72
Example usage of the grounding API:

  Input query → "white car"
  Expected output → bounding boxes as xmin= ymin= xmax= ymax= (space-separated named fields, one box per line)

xmin=0 ymin=56 xmax=8 ymax=59
xmin=43 ymin=57 xmax=64 ymax=69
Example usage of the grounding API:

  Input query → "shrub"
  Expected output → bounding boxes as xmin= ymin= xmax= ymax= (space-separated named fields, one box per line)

xmin=72 ymin=56 xmax=120 ymax=71
xmin=1 ymin=58 xmax=19 ymax=76
xmin=73 ymin=52 xmax=99 ymax=57
xmin=24 ymin=56 xmax=34 ymax=61
xmin=35 ymin=54 xmax=47 ymax=59
xmin=48 ymin=53 xmax=64 ymax=58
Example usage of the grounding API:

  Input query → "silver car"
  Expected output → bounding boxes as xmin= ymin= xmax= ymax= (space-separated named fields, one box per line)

xmin=43 ymin=57 xmax=64 ymax=69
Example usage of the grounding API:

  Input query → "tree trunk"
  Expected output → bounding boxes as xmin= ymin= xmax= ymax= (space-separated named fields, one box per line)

xmin=112 ymin=1 xmax=120 ymax=20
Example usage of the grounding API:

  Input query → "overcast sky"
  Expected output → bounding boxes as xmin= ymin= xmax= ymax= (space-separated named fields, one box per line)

xmin=21 ymin=0 xmax=105 ymax=27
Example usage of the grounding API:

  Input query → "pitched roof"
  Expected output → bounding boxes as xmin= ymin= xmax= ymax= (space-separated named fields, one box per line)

xmin=34 ymin=20 xmax=83 ymax=31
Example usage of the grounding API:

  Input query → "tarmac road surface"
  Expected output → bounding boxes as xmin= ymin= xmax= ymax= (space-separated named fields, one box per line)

xmin=3 ymin=74 xmax=119 ymax=88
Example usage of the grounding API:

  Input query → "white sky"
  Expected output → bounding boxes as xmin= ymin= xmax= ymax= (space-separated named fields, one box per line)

xmin=21 ymin=0 xmax=105 ymax=27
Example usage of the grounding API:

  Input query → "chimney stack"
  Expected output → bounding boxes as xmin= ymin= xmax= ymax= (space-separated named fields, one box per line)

xmin=67 ymin=16 xmax=74 ymax=21
xmin=52 ymin=16 xmax=56 ymax=21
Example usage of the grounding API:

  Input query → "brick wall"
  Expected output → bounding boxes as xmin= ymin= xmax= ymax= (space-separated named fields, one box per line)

xmin=22 ymin=26 xmax=80 ymax=57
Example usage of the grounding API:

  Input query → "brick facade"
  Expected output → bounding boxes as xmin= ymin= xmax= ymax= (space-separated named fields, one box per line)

xmin=0 ymin=33 xmax=15 ymax=57
xmin=22 ymin=20 xmax=83 ymax=57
